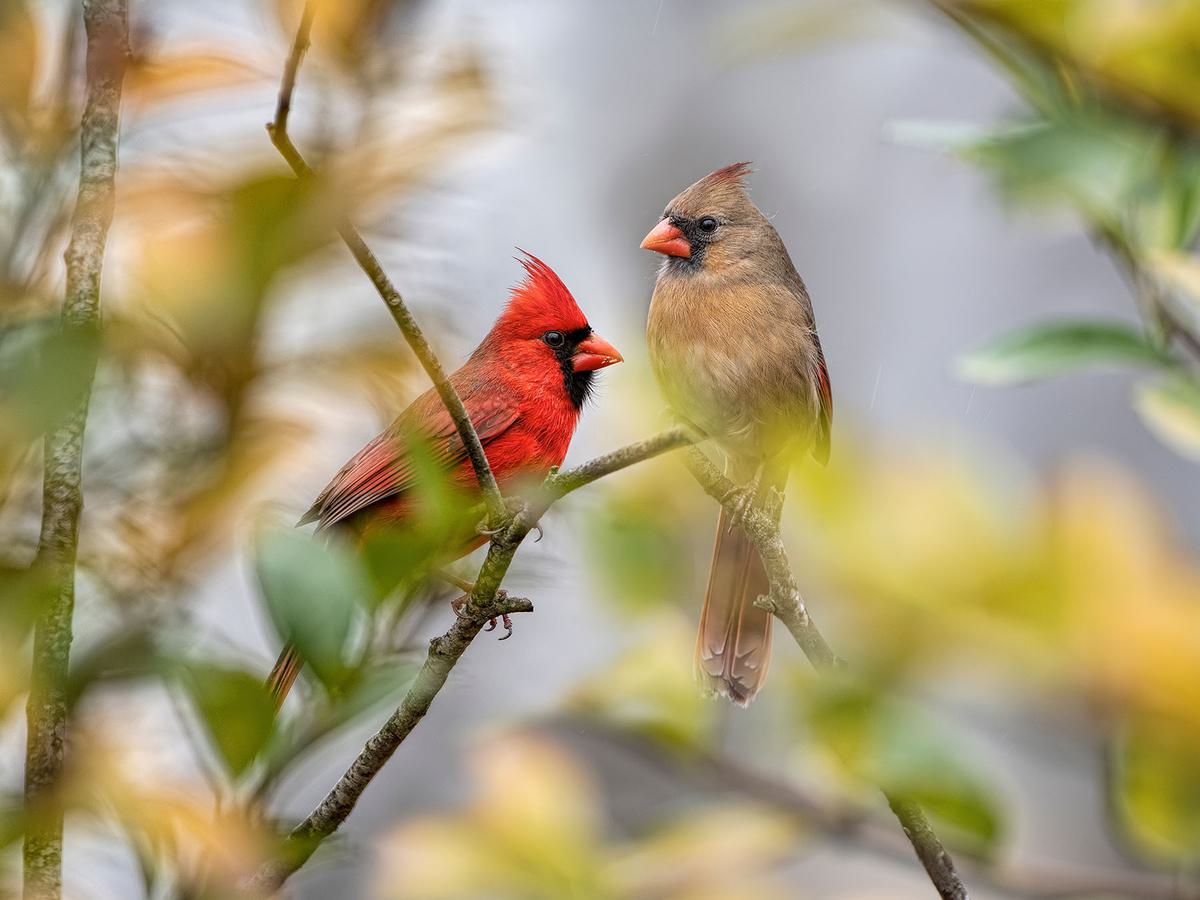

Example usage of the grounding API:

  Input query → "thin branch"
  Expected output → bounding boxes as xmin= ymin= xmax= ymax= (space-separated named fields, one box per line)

xmin=266 ymin=2 xmax=506 ymax=527
xmin=23 ymin=2 xmax=128 ymax=898
xmin=543 ymin=426 xmax=694 ymax=501
xmin=247 ymin=588 xmax=533 ymax=893
xmin=246 ymin=429 xmax=691 ymax=891
xmin=682 ymin=447 xmax=969 ymax=900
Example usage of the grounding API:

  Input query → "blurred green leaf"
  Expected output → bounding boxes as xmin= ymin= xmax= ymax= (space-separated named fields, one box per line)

xmin=258 ymin=659 xmax=416 ymax=786
xmin=806 ymin=682 xmax=1003 ymax=855
xmin=182 ymin=663 xmax=276 ymax=777
xmin=358 ymin=429 xmax=472 ymax=607
xmin=586 ymin=501 xmax=693 ymax=615
xmin=255 ymin=526 xmax=365 ymax=691
xmin=0 ymin=318 xmax=100 ymax=438
xmin=1134 ymin=375 xmax=1200 ymax=462
xmin=958 ymin=320 xmax=1174 ymax=385
xmin=968 ymin=116 xmax=1158 ymax=225
xmin=884 ymin=119 xmax=1002 ymax=153
xmin=1112 ymin=715 xmax=1200 ymax=861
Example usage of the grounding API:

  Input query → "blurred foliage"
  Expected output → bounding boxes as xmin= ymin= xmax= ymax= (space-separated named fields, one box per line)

xmin=885 ymin=2 xmax=1200 ymax=861
xmin=373 ymin=731 xmax=796 ymax=900
xmin=0 ymin=0 xmax=493 ymax=894
xmin=884 ymin=0 xmax=1200 ymax=461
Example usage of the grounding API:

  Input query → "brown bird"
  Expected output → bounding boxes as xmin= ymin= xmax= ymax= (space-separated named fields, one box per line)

xmin=641 ymin=163 xmax=832 ymax=705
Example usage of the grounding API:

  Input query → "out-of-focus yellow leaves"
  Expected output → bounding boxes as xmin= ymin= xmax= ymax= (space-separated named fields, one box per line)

xmin=1049 ymin=464 xmax=1200 ymax=727
xmin=1150 ymin=249 xmax=1200 ymax=298
xmin=788 ymin=440 xmax=1200 ymax=741
xmin=1113 ymin=714 xmax=1200 ymax=862
xmin=567 ymin=616 xmax=717 ymax=749
xmin=125 ymin=48 xmax=267 ymax=107
xmin=60 ymin=723 xmax=271 ymax=890
xmin=0 ymin=0 xmax=39 ymax=130
xmin=374 ymin=731 xmax=794 ymax=900
xmin=275 ymin=0 xmax=415 ymax=75
xmin=790 ymin=442 xmax=1053 ymax=673
xmin=375 ymin=732 xmax=607 ymax=899
xmin=959 ymin=0 xmax=1200 ymax=134
xmin=1134 ymin=376 xmax=1200 ymax=462
xmin=610 ymin=806 xmax=796 ymax=900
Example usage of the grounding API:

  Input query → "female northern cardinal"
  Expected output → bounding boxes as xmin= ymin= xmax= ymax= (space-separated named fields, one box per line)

xmin=641 ymin=163 xmax=832 ymax=705
xmin=267 ymin=253 xmax=622 ymax=705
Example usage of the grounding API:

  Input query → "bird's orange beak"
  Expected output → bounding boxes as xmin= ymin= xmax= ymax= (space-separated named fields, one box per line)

xmin=572 ymin=332 xmax=623 ymax=372
xmin=640 ymin=218 xmax=691 ymax=258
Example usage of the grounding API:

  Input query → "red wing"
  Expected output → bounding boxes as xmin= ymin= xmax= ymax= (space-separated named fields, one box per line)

xmin=812 ymin=346 xmax=833 ymax=465
xmin=300 ymin=393 xmax=519 ymax=530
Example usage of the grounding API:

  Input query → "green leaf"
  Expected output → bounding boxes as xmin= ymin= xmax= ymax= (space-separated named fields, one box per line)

xmin=1112 ymin=715 xmax=1200 ymax=861
xmin=0 ymin=319 xmax=101 ymax=439
xmin=182 ymin=663 xmax=276 ymax=777
xmin=806 ymin=683 xmax=1003 ymax=856
xmin=255 ymin=660 xmax=416 ymax=793
xmin=255 ymin=526 xmax=365 ymax=691
xmin=1134 ymin=376 xmax=1200 ymax=462
xmin=958 ymin=320 xmax=1175 ymax=385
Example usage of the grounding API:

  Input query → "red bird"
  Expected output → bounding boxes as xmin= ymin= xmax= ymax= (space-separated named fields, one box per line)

xmin=268 ymin=253 xmax=622 ymax=705
xmin=641 ymin=164 xmax=832 ymax=705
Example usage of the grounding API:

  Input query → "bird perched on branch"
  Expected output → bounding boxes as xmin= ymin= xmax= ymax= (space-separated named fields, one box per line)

xmin=641 ymin=163 xmax=832 ymax=705
xmin=267 ymin=253 xmax=622 ymax=707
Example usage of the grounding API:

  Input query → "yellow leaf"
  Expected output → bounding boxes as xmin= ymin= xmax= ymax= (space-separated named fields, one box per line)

xmin=0 ymin=0 xmax=39 ymax=126
xmin=126 ymin=48 xmax=266 ymax=107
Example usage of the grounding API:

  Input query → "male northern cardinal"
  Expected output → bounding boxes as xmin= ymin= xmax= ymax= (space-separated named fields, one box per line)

xmin=641 ymin=163 xmax=832 ymax=705
xmin=267 ymin=253 xmax=622 ymax=706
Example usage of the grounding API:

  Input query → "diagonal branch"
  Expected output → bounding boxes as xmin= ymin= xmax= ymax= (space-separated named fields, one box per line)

xmin=266 ymin=3 xmax=506 ymax=527
xmin=682 ymin=447 xmax=970 ymax=900
xmin=246 ymin=429 xmax=691 ymax=892
xmin=24 ymin=2 xmax=129 ymax=898
xmin=246 ymin=589 xmax=534 ymax=893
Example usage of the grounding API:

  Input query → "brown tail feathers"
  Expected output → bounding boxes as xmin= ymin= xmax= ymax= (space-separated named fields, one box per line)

xmin=695 ymin=461 xmax=789 ymax=705
xmin=266 ymin=642 xmax=304 ymax=711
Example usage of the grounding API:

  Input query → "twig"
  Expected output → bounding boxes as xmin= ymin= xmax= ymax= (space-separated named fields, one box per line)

xmin=682 ymin=447 xmax=969 ymax=900
xmin=542 ymin=426 xmax=694 ymax=501
xmin=266 ymin=2 xmax=506 ymax=527
xmin=247 ymin=429 xmax=692 ymax=891
xmin=23 ymin=2 xmax=128 ymax=898
xmin=247 ymin=588 xmax=534 ymax=893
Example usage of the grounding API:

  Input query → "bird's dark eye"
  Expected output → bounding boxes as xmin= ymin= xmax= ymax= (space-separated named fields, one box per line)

xmin=697 ymin=216 xmax=719 ymax=234
xmin=543 ymin=330 xmax=565 ymax=349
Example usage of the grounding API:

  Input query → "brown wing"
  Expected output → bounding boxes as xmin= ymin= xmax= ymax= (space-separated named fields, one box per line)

xmin=299 ymin=393 xmax=519 ymax=530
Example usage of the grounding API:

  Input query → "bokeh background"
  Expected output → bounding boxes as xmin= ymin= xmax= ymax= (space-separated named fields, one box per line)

xmin=4 ymin=0 xmax=1200 ymax=897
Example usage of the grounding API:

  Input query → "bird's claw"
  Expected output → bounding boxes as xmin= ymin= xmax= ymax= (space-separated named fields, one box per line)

xmin=483 ymin=613 xmax=513 ymax=639
xmin=450 ymin=594 xmax=468 ymax=619
xmin=494 ymin=613 xmax=514 ymax=640
xmin=722 ymin=485 xmax=756 ymax=530
xmin=723 ymin=471 xmax=762 ymax=530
